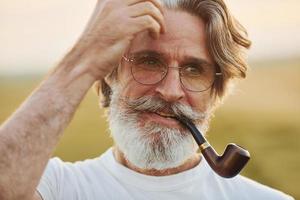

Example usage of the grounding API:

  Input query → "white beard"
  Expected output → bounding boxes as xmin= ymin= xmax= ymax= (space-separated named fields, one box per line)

xmin=108 ymin=85 xmax=209 ymax=170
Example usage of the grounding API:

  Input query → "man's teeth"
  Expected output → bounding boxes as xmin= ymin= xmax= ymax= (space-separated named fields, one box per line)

xmin=156 ymin=111 xmax=175 ymax=118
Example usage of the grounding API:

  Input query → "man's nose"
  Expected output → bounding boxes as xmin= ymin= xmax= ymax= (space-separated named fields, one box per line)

xmin=155 ymin=67 xmax=185 ymax=102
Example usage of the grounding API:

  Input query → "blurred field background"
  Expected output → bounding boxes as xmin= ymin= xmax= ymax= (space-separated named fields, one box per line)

xmin=1 ymin=0 xmax=300 ymax=199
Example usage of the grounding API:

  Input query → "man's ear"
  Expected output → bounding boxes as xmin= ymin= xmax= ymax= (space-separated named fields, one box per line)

xmin=105 ymin=66 xmax=119 ymax=86
xmin=98 ymin=67 xmax=118 ymax=107
xmin=104 ymin=75 xmax=113 ymax=86
xmin=98 ymin=79 xmax=112 ymax=107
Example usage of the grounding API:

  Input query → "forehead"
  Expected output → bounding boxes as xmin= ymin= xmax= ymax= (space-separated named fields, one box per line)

xmin=128 ymin=9 xmax=212 ymax=63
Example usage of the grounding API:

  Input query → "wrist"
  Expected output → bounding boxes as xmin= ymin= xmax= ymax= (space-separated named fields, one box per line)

xmin=56 ymin=44 xmax=112 ymax=81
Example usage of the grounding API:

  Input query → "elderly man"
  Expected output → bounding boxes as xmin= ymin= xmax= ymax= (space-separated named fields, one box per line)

xmin=0 ymin=0 xmax=294 ymax=199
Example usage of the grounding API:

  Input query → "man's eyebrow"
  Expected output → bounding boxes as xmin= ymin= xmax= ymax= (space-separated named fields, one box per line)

xmin=129 ymin=50 xmax=213 ymax=66
xmin=129 ymin=50 xmax=162 ymax=58
xmin=182 ymin=57 xmax=216 ymax=69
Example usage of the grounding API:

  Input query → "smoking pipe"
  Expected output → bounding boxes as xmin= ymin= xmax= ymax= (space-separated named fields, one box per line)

xmin=176 ymin=116 xmax=250 ymax=178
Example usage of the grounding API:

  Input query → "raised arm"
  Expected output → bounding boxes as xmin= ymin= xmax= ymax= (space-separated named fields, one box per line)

xmin=0 ymin=0 xmax=165 ymax=199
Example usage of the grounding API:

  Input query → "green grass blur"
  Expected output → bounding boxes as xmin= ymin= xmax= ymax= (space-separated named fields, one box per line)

xmin=0 ymin=59 xmax=299 ymax=199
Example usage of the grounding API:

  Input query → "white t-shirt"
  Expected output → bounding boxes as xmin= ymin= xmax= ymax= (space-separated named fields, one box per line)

xmin=37 ymin=148 xmax=294 ymax=200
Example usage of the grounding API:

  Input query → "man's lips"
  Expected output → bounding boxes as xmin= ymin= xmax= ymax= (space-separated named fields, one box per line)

xmin=140 ymin=111 xmax=182 ymax=128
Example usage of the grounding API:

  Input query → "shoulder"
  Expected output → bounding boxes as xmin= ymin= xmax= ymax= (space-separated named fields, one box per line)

xmin=199 ymin=160 xmax=294 ymax=199
xmin=43 ymin=153 xmax=110 ymax=183
xmin=37 ymin=151 xmax=115 ymax=200
xmin=223 ymin=175 xmax=294 ymax=200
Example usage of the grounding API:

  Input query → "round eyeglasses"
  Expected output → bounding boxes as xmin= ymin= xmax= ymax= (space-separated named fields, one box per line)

xmin=122 ymin=53 xmax=222 ymax=92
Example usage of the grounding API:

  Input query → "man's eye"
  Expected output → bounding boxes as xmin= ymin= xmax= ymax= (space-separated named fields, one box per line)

xmin=142 ymin=59 xmax=158 ymax=65
xmin=183 ymin=65 xmax=203 ymax=76
xmin=136 ymin=57 xmax=163 ymax=70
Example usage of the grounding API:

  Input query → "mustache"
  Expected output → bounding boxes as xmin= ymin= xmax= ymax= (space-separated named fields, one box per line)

xmin=119 ymin=95 xmax=207 ymax=121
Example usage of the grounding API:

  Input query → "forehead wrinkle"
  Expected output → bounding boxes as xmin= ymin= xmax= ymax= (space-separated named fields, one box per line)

xmin=164 ymin=45 xmax=188 ymax=63
xmin=128 ymin=9 xmax=212 ymax=64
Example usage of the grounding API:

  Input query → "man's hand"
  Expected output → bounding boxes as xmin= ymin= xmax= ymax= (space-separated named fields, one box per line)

xmin=59 ymin=0 xmax=166 ymax=80
xmin=0 ymin=1 xmax=165 ymax=199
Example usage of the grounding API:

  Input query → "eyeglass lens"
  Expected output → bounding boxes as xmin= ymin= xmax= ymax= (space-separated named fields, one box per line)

xmin=128 ymin=52 xmax=216 ymax=92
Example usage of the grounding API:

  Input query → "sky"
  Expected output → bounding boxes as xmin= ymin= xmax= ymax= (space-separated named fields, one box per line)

xmin=0 ymin=0 xmax=300 ymax=74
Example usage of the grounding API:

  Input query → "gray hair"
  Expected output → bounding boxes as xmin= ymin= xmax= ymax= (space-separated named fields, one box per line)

xmin=96 ymin=0 xmax=251 ymax=107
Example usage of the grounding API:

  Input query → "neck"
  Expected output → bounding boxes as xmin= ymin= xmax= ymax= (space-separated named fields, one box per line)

xmin=112 ymin=146 xmax=201 ymax=176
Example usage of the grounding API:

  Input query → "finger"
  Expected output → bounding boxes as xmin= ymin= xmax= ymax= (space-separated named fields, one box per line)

xmin=133 ymin=15 xmax=161 ymax=39
xmin=128 ymin=1 xmax=166 ymax=33
xmin=81 ymin=1 xmax=108 ymax=35
xmin=126 ymin=0 xmax=164 ymax=15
